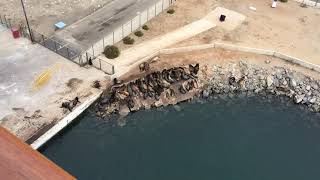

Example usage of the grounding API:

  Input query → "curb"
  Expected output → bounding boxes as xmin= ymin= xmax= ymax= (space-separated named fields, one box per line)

xmin=31 ymin=92 xmax=102 ymax=150
xmin=157 ymin=43 xmax=320 ymax=73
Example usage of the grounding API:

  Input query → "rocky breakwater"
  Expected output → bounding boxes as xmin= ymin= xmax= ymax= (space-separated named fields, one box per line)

xmin=95 ymin=59 xmax=320 ymax=124
xmin=95 ymin=64 xmax=201 ymax=121
xmin=199 ymin=61 xmax=320 ymax=113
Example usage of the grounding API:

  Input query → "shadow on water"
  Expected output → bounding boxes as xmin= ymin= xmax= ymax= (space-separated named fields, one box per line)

xmin=41 ymin=94 xmax=320 ymax=180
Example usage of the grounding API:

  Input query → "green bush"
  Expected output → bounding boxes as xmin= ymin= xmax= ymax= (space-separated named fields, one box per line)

xmin=279 ymin=0 xmax=288 ymax=2
xmin=167 ymin=9 xmax=175 ymax=14
xmin=134 ymin=30 xmax=144 ymax=37
xmin=103 ymin=45 xmax=120 ymax=59
xmin=142 ymin=25 xmax=149 ymax=31
xmin=123 ymin=36 xmax=135 ymax=45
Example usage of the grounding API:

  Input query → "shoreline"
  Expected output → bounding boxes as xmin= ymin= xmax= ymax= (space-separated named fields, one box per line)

xmin=96 ymin=57 xmax=320 ymax=124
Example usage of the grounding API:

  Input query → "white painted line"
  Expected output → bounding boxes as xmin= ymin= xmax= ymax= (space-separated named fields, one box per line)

xmin=31 ymin=92 xmax=102 ymax=150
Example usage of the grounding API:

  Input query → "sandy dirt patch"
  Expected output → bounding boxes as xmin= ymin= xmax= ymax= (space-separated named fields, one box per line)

xmin=117 ymin=0 xmax=320 ymax=66
xmin=103 ymin=7 xmax=245 ymax=77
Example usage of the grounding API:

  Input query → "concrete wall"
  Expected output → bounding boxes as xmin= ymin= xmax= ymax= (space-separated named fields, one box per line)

xmin=31 ymin=92 xmax=102 ymax=150
xmin=294 ymin=0 xmax=320 ymax=8
xmin=81 ymin=0 xmax=175 ymax=75
xmin=159 ymin=43 xmax=320 ymax=73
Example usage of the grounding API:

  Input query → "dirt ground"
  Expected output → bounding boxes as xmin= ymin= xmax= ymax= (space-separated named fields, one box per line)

xmin=118 ymin=0 xmax=320 ymax=65
xmin=120 ymin=48 xmax=320 ymax=83
xmin=0 ymin=0 xmax=112 ymax=36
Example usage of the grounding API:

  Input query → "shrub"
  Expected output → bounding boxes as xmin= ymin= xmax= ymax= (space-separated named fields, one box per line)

xmin=142 ymin=25 xmax=149 ymax=31
xmin=123 ymin=36 xmax=135 ymax=45
xmin=167 ymin=9 xmax=175 ymax=14
xmin=134 ymin=30 xmax=144 ymax=37
xmin=279 ymin=0 xmax=288 ymax=2
xmin=103 ymin=45 xmax=120 ymax=59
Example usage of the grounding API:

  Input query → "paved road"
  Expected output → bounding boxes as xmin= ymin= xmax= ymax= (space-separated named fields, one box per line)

xmin=54 ymin=0 xmax=161 ymax=51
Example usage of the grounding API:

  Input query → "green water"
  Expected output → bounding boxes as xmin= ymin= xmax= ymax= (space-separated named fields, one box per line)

xmin=41 ymin=95 xmax=320 ymax=180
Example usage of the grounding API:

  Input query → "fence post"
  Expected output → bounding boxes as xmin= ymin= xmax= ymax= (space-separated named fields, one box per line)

xmin=112 ymin=65 xmax=115 ymax=74
xmin=4 ymin=15 xmax=8 ymax=28
xmin=122 ymin=24 xmax=124 ymax=38
xmin=99 ymin=59 xmax=102 ymax=70
xmin=103 ymin=37 xmax=105 ymax=49
xmin=67 ymin=48 xmax=70 ymax=59
xmin=8 ymin=19 xmax=11 ymax=29
xmin=113 ymin=31 xmax=115 ymax=44
xmin=42 ymin=35 xmax=45 ymax=46
xmin=0 ymin=15 xmax=3 ymax=24
xmin=155 ymin=4 xmax=157 ymax=16
xmin=162 ymin=0 xmax=164 ymax=11
xmin=92 ymin=45 xmax=95 ymax=57
xmin=54 ymin=41 xmax=58 ymax=52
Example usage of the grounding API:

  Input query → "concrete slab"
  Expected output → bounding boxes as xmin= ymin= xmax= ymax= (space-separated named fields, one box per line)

xmin=0 ymin=25 xmax=106 ymax=140
xmin=54 ymin=0 xmax=161 ymax=51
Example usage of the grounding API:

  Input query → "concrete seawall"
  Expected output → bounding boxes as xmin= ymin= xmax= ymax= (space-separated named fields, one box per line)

xmin=31 ymin=92 xmax=102 ymax=150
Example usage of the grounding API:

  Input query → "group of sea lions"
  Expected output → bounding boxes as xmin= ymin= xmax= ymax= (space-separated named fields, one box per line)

xmin=96 ymin=64 xmax=200 ymax=114
xmin=61 ymin=97 xmax=81 ymax=112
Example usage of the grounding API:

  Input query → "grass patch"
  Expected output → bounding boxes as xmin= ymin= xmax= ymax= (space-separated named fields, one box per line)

xmin=167 ymin=9 xmax=175 ymax=14
xmin=103 ymin=45 xmax=120 ymax=59
xmin=134 ymin=30 xmax=144 ymax=37
xmin=142 ymin=25 xmax=149 ymax=31
xmin=123 ymin=36 xmax=135 ymax=45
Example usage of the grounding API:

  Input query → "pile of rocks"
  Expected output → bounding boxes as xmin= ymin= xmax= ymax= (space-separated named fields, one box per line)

xmin=199 ymin=61 xmax=320 ymax=112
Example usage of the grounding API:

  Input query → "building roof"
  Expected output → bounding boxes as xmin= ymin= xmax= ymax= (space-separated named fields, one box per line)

xmin=0 ymin=127 xmax=75 ymax=180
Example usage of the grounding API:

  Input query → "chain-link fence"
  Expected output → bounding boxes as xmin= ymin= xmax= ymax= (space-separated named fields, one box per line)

xmin=1 ymin=0 xmax=177 ymax=74
xmin=0 ymin=14 xmax=83 ymax=65
xmin=85 ymin=0 xmax=176 ymax=57
xmin=82 ymin=0 xmax=176 ymax=74
xmin=84 ymin=52 xmax=115 ymax=75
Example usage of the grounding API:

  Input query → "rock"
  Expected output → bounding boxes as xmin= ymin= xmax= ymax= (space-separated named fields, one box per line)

xmin=173 ymin=105 xmax=181 ymax=112
xmin=306 ymin=85 xmax=311 ymax=91
xmin=202 ymin=90 xmax=210 ymax=98
xmin=119 ymin=105 xmax=130 ymax=117
xmin=311 ymin=83 xmax=319 ymax=90
xmin=282 ymin=80 xmax=288 ymax=86
xmin=265 ymin=60 xmax=271 ymax=64
xmin=266 ymin=75 xmax=273 ymax=87
xmin=294 ymin=94 xmax=304 ymax=104
xmin=290 ymin=78 xmax=297 ymax=87
xmin=309 ymin=97 xmax=317 ymax=104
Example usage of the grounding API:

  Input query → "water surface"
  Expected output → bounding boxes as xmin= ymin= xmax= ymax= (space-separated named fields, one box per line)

xmin=42 ymin=95 xmax=320 ymax=180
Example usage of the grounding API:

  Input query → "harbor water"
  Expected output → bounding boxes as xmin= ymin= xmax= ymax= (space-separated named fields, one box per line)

xmin=42 ymin=95 xmax=320 ymax=180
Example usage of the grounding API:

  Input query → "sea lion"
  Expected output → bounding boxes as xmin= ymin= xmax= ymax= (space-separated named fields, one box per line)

xmin=61 ymin=102 xmax=72 ymax=111
xmin=189 ymin=64 xmax=200 ymax=76
xmin=179 ymin=84 xmax=187 ymax=94
xmin=93 ymin=80 xmax=101 ymax=89
xmin=139 ymin=62 xmax=150 ymax=72
xmin=113 ymin=78 xmax=123 ymax=85
xmin=229 ymin=77 xmax=236 ymax=85
xmin=127 ymin=97 xmax=135 ymax=110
